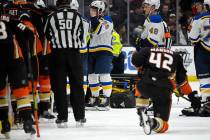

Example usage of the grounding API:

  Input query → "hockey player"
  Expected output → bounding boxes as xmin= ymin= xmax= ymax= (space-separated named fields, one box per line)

xmin=0 ymin=14 xmax=36 ymax=138
xmin=187 ymin=0 xmax=210 ymax=116
xmin=29 ymin=0 xmax=55 ymax=120
xmin=12 ymin=0 xmax=55 ymax=120
xmin=136 ymin=0 xmax=172 ymax=50
xmin=132 ymin=47 xmax=201 ymax=133
xmin=86 ymin=0 xmax=114 ymax=111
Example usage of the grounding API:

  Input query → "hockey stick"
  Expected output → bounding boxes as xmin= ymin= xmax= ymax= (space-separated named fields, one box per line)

xmin=26 ymin=40 xmax=40 ymax=137
xmin=173 ymin=90 xmax=191 ymax=102
xmin=50 ymin=91 xmax=54 ymax=115
xmin=7 ymin=82 xmax=13 ymax=129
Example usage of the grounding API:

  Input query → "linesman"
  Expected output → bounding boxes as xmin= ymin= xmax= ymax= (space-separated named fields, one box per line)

xmin=44 ymin=0 xmax=85 ymax=127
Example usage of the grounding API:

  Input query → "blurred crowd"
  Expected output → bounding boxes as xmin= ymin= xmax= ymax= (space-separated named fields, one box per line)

xmin=81 ymin=0 xmax=197 ymax=46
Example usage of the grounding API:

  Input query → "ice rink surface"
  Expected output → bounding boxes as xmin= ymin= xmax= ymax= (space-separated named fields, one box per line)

xmin=1 ymin=82 xmax=210 ymax=140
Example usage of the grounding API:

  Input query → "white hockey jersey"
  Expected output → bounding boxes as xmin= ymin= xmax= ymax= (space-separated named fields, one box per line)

xmin=189 ymin=12 xmax=210 ymax=51
xmin=141 ymin=14 xmax=171 ymax=48
xmin=80 ymin=18 xmax=90 ymax=53
xmin=89 ymin=16 xmax=113 ymax=53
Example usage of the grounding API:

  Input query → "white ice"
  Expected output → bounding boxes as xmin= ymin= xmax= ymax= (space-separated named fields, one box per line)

xmin=1 ymin=82 xmax=210 ymax=140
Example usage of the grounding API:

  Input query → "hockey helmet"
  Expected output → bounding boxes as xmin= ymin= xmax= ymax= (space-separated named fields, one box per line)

xmin=90 ymin=0 xmax=106 ymax=13
xmin=204 ymin=0 xmax=210 ymax=6
xmin=70 ymin=0 xmax=79 ymax=10
xmin=35 ymin=0 xmax=46 ymax=7
xmin=143 ymin=0 xmax=160 ymax=10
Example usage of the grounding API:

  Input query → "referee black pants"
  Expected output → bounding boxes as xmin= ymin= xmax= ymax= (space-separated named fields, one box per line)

xmin=49 ymin=49 xmax=85 ymax=121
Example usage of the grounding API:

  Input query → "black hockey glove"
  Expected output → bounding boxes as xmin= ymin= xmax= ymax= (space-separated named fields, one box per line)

xmin=188 ymin=91 xmax=201 ymax=112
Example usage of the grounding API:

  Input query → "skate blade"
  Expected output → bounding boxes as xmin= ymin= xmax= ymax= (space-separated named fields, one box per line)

xmin=11 ymin=123 xmax=23 ymax=130
xmin=27 ymin=133 xmax=35 ymax=140
xmin=141 ymin=112 xmax=152 ymax=135
xmin=96 ymin=106 xmax=110 ymax=111
xmin=4 ymin=132 xmax=10 ymax=139
xmin=57 ymin=123 xmax=68 ymax=128
xmin=85 ymin=106 xmax=97 ymax=111
xmin=39 ymin=118 xmax=55 ymax=123
xmin=76 ymin=122 xmax=84 ymax=128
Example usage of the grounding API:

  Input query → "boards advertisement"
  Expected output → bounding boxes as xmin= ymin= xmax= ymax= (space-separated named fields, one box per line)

xmin=122 ymin=46 xmax=197 ymax=81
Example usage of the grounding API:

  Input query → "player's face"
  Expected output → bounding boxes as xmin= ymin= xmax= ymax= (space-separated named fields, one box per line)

xmin=90 ymin=7 xmax=98 ymax=17
xmin=195 ymin=3 xmax=203 ymax=13
xmin=143 ymin=3 xmax=152 ymax=15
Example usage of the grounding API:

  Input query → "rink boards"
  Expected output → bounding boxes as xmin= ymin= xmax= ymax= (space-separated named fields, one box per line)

xmin=123 ymin=46 xmax=197 ymax=81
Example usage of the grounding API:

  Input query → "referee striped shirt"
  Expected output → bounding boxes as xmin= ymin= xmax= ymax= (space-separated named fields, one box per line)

xmin=44 ymin=6 xmax=84 ymax=49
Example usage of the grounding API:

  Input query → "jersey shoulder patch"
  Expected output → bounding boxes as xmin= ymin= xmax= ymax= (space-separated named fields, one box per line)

xmin=149 ymin=15 xmax=163 ymax=23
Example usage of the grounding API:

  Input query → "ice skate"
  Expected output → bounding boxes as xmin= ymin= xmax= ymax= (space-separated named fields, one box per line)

xmin=97 ymin=96 xmax=110 ymax=111
xmin=23 ymin=120 xmax=36 ymax=139
xmin=56 ymin=119 xmax=68 ymax=128
xmin=12 ymin=122 xmax=23 ymax=130
xmin=199 ymin=100 xmax=210 ymax=117
xmin=1 ymin=120 xmax=11 ymax=139
xmin=40 ymin=111 xmax=55 ymax=119
xmin=181 ymin=107 xmax=199 ymax=116
xmin=85 ymin=97 xmax=99 ymax=111
xmin=137 ymin=108 xmax=152 ymax=135
xmin=76 ymin=118 xmax=86 ymax=128
xmin=12 ymin=113 xmax=23 ymax=130
xmin=39 ymin=111 xmax=56 ymax=123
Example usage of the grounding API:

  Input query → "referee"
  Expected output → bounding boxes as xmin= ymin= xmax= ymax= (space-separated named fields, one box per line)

xmin=44 ymin=0 xmax=85 ymax=128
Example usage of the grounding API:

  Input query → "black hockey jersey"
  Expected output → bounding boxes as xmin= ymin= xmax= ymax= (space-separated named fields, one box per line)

xmin=0 ymin=15 xmax=33 ymax=45
xmin=132 ymin=47 xmax=187 ymax=89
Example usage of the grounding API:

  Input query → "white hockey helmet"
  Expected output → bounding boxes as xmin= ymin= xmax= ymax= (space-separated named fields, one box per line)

xmin=90 ymin=0 xmax=106 ymax=12
xmin=35 ymin=0 xmax=46 ymax=8
xmin=204 ymin=0 xmax=210 ymax=6
xmin=143 ymin=0 xmax=160 ymax=10
xmin=70 ymin=0 xmax=79 ymax=10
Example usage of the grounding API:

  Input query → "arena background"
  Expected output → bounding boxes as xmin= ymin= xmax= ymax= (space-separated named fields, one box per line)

xmin=45 ymin=0 xmax=198 ymax=80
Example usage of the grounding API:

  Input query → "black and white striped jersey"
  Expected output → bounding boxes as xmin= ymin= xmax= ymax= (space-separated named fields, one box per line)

xmin=44 ymin=6 xmax=84 ymax=49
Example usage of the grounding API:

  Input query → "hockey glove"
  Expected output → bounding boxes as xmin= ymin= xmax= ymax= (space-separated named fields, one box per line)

xmin=188 ymin=91 xmax=201 ymax=112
